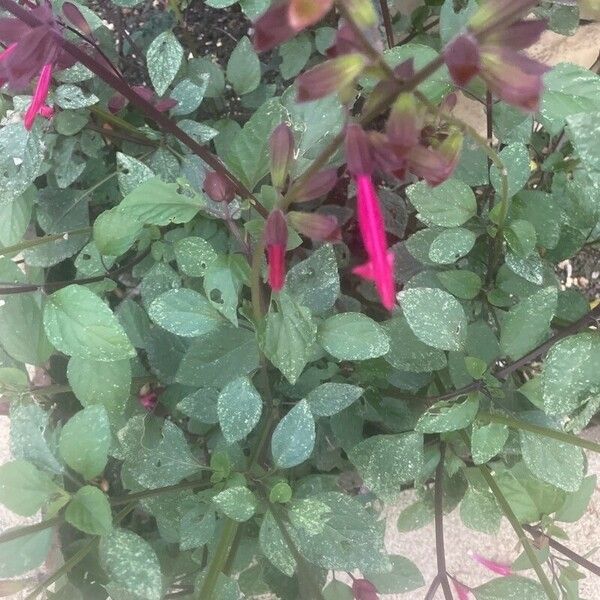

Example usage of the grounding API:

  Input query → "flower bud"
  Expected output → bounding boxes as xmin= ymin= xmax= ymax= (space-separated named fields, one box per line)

xmin=270 ymin=123 xmax=295 ymax=189
xmin=154 ymin=97 xmax=178 ymax=112
xmin=339 ymin=0 xmax=377 ymax=28
xmin=387 ymin=93 xmax=421 ymax=152
xmin=203 ymin=171 xmax=236 ymax=203
xmin=352 ymin=578 xmax=378 ymax=600
xmin=408 ymin=132 xmax=463 ymax=187
xmin=345 ymin=123 xmax=373 ymax=176
xmin=265 ymin=209 xmax=288 ymax=291
xmin=296 ymin=54 xmax=366 ymax=103
xmin=62 ymin=2 xmax=93 ymax=37
xmin=253 ymin=2 xmax=296 ymax=52
xmin=288 ymin=0 xmax=333 ymax=30
xmin=469 ymin=0 xmax=538 ymax=36
xmin=288 ymin=211 xmax=340 ymax=241
xmin=108 ymin=92 xmax=128 ymax=113
xmin=444 ymin=33 xmax=481 ymax=87
xmin=295 ymin=168 xmax=338 ymax=203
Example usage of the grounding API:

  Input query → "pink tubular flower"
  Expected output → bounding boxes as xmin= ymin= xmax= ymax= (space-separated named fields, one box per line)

xmin=471 ymin=552 xmax=512 ymax=576
xmin=265 ymin=209 xmax=288 ymax=292
xmin=139 ymin=388 xmax=159 ymax=411
xmin=23 ymin=63 xmax=52 ymax=130
xmin=452 ymin=579 xmax=471 ymax=600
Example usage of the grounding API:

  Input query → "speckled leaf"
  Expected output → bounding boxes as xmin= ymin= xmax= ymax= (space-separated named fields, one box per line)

xmin=259 ymin=510 xmax=295 ymax=576
xmin=567 ymin=111 xmax=600 ymax=183
xmin=364 ymin=555 xmax=425 ymax=594
xmin=306 ymin=383 xmax=363 ymax=417
xmin=59 ymin=405 xmax=111 ymax=480
xmin=146 ymin=30 xmax=183 ymax=96
xmin=272 ymin=400 xmax=315 ymax=468
xmin=180 ymin=508 xmax=216 ymax=550
xmin=44 ymin=285 xmax=136 ymax=361
xmin=406 ymin=179 xmax=476 ymax=227
xmin=416 ymin=394 xmax=479 ymax=433
xmin=148 ymin=288 xmax=223 ymax=337
xmin=0 ymin=527 xmax=52 ymax=578
xmin=100 ymin=529 xmax=163 ymax=600
xmin=218 ymin=377 xmax=263 ymax=443
xmin=279 ymin=34 xmax=311 ymax=80
xmin=490 ymin=143 xmax=530 ymax=198
xmin=471 ymin=421 xmax=509 ymax=464
xmin=542 ymin=332 xmax=600 ymax=415
xmin=460 ymin=469 xmax=502 ymax=534
xmin=177 ymin=326 xmax=259 ymax=388
xmin=428 ymin=228 xmax=476 ymax=264
xmin=174 ymin=236 xmax=217 ymax=277
xmin=0 ymin=460 xmax=64 ymax=517
xmin=54 ymin=84 xmax=98 ymax=109
xmin=227 ymin=36 xmax=261 ymax=95
xmin=170 ymin=76 xmax=208 ymax=115
xmin=116 ymin=152 xmax=155 ymax=196
xmin=437 ymin=270 xmax=482 ymax=300
xmin=141 ymin=263 xmax=181 ymax=309
xmin=318 ymin=313 xmax=389 ymax=361
xmin=555 ymin=475 xmax=597 ymax=523
xmin=93 ymin=206 xmax=144 ymax=257
xmin=473 ymin=576 xmax=546 ymax=600
xmin=384 ymin=314 xmax=447 ymax=372
xmin=0 ymin=187 xmax=33 ymax=247
xmin=67 ymin=356 xmax=131 ymax=416
xmin=262 ymin=292 xmax=316 ymax=384
xmin=505 ymin=219 xmax=537 ymax=257
xmin=177 ymin=387 xmax=219 ymax=424
xmin=65 ymin=485 xmax=112 ymax=536
xmin=399 ymin=287 xmax=467 ymax=351
xmin=203 ymin=254 xmax=249 ymax=326
xmin=349 ymin=433 xmax=424 ymax=501
xmin=500 ymin=287 xmax=557 ymax=360
xmin=519 ymin=412 xmax=584 ymax=492
xmin=285 ymin=244 xmax=340 ymax=315
xmin=505 ymin=251 xmax=545 ymax=285
xmin=213 ymin=486 xmax=258 ymax=522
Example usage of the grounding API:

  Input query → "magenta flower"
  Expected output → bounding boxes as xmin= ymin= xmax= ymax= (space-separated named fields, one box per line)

xmin=139 ymin=388 xmax=159 ymax=412
xmin=265 ymin=209 xmax=288 ymax=292
xmin=471 ymin=552 xmax=512 ymax=576
xmin=444 ymin=18 xmax=549 ymax=112
xmin=452 ymin=579 xmax=471 ymax=600
xmin=23 ymin=63 xmax=53 ymax=130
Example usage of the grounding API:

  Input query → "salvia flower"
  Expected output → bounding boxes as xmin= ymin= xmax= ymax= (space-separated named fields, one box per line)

xmin=253 ymin=0 xmax=333 ymax=52
xmin=452 ymin=579 xmax=471 ymax=600
xmin=386 ymin=93 xmax=421 ymax=154
xmin=443 ymin=2 xmax=548 ymax=112
xmin=346 ymin=124 xmax=396 ymax=311
xmin=408 ymin=131 xmax=463 ymax=187
xmin=203 ymin=171 xmax=236 ymax=204
xmin=352 ymin=578 xmax=378 ymax=600
xmin=270 ymin=123 xmax=295 ymax=189
xmin=138 ymin=386 xmax=160 ymax=411
xmin=471 ymin=552 xmax=512 ymax=576
xmin=0 ymin=3 xmax=75 ymax=130
xmin=265 ymin=209 xmax=288 ymax=292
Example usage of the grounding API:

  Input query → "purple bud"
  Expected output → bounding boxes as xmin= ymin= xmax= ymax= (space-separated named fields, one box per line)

xmin=352 ymin=578 xmax=378 ymax=600
xmin=444 ymin=33 xmax=481 ymax=87
xmin=386 ymin=93 xmax=421 ymax=153
xmin=270 ymin=123 xmax=295 ymax=189
xmin=253 ymin=2 xmax=296 ymax=52
xmin=288 ymin=211 xmax=340 ymax=241
xmin=154 ymin=97 xmax=178 ymax=112
xmin=288 ymin=0 xmax=333 ymax=30
xmin=295 ymin=168 xmax=338 ymax=203
xmin=63 ymin=2 xmax=93 ymax=37
xmin=108 ymin=92 xmax=128 ymax=114
xmin=203 ymin=171 xmax=236 ymax=203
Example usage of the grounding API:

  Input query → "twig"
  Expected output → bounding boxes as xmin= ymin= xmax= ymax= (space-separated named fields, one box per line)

xmin=434 ymin=443 xmax=453 ymax=599
xmin=397 ymin=17 xmax=439 ymax=46
xmin=379 ymin=0 xmax=395 ymax=48
xmin=0 ymin=515 xmax=61 ymax=544
xmin=424 ymin=574 xmax=441 ymax=600
xmin=109 ymin=478 xmax=212 ymax=506
xmin=523 ymin=525 xmax=600 ymax=577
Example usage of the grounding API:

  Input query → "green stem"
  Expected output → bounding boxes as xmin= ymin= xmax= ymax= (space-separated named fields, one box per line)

xmin=0 ymin=515 xmax=61 ymax=545
xmin=478 ymin=412 xmax=600 ymax=454
xmin=196 ymin=518 xmax=239 ymax=600
xmin=0 ymin=227 xmax=92 ymax=258
xmin=476 ymin=462 xmax=558 ymax=600
xmin=110 ymin=479 xmax=212 ymax=506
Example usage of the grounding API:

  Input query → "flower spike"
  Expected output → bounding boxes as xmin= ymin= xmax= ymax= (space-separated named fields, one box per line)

xmin=265 ymin=209 xmax=288 ymax=292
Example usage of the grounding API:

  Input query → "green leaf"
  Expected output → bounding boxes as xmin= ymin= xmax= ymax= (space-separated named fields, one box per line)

xmin=203 ymin=254 xmax=249 ymax=326
xmin=505 ymin=219 xmax=537 ymax=257
xmin=460 ymin=470 xmax=501 ymax=534
xmin=416 ymin=394 xmax=479 ymax=433
xmin=0 ymin=460 xmax=64 ymax=517
xmin=65 ymin=485 xmax=112 ymax=536
xmin=146 ymin=30 xmax=183 ymax=96
xmin=400 ymin=287 xmax=467 ymax=351
xmin=213 ymin=486 xmax=258 ymax=522
xmin=44 ymin=285 xmax=135 ymax=361
xmin=116 ymin=152 xmax=155 ymax=196
xmin=180 ymin=508 xmax=216 ymax=551
xmin=349 ymin=433 xmax=424 ymax=501
xmin=490 ymin=143 xmax=530 ymax=198
xmin=148 ymin=288 xmax=223 ymax=337
xmin=218 ymin=376 xmax=263 ymax=443
xmin=170 ymin=77 xmax=208 ymax=116
xmin=439 ymin=0 xmax=479 ymax=43
xmin=269 ymin=481 xmax=293 ymax=504
xmin=437 ymin=270 xmax=482 ymax=300
xmin=406 ymin=179 xmax=476 ymax=227
xmin=177 ymin=326 xmax=260 ymax=388
xmin=227 ymin=36 xmax=261 ymax=95
xmin=500 ymin=287 xmax=557 ymax=360
xmin=67 ymin=357 xmax=131 ymax=415
xmin=189 ymin=57 xmax=225 ymax=98
xmin=118 ymin=178 xmax=204 ymax=226
xmin=285 ymin=244 xmax=340 ymax=315
xmin=54 ymin=84 xmax=99 ymax=109
xmin=178 ymin=387 xmax=219 ymax=424
xmin=93 ymin=206 xmax=143 ymax=256
xmin=262 ymin=292 xmax=317 ymax=384
xmin=272 ymin=399 xmax=315 ymax=468
xmin=542 ymin=332 xmax=600 ymax=415
xmin=540 ymin=63 xmax=600 ymax=134
xmin=318 ymin=313 xmax=389 ymax=361
xmin=473 ymin=576 xmax=546 ymax=600
xmin=519 ymin=412 xmax=584 ymax=492
xmin=555 ymin=475 xmax=597 ymax=522
xmin=174 ymin=236 xmax=217 ymax=277
xmin=566 ymin=111 xmax=600 ymax=183
xmin=259 ymin=510 xmax=295 ymax=576
xmin=0 ymin=527 xmax=52 ymax=578
xmin=0 ymin=187 xmax=33 ymax=247
xmin=279 ymin=34 xmax=312 ymax=80
xmin=306 ymin=383 xmax=363 ymax=417
xmin=59 ymin=405 xmax=111 ymax=480
xmin=323 ymin=580 xmax=353 ymax=600
xmin=471 ymin=421 xmax=509 ymax=464
xmin=428 ymin=227 xmax=476 ymax=264
xmin=364 ymin=555 xmax=424 ymax=594
xmin=396 ymin=498 xmax=435 ymax=532
xmin=222 ymin=98 xmax=285 ymax=190
xmin=100 ymin=529 xmax=163 ymax=600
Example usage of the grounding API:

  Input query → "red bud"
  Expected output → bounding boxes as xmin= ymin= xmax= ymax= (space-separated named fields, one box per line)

xmin=270 ymin=123 xmax=295 ymax=189
xmin=295 ymin=168 xmax=338 ymax=203
xmin=444 ymin=33 xmax=481 ymax=87
xmin=203 ymin=171 xmax=236 ymax=203
xmin=63 ymin=2 xmax=93 ymax=37
xmin=265 ymin=209 xmax=288 ymax=291
xmin=288 ymin=0 xmax=333 ymax=30
xmin=352 ymin=578 xmax=378 ymax=600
